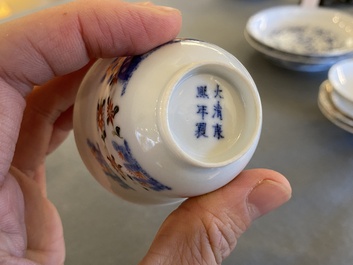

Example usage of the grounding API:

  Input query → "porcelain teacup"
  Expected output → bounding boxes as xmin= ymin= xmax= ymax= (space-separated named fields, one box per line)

xmin=73 ymin=39 xmax=262 ymax=205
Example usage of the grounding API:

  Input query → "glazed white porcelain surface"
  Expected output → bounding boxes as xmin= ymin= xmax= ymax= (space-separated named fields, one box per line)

xmin=244 ymin=30 xmax=342 ymax=72
xmin=246 ymin=6 xmax=353 ymax=57
xmin=328 ymin=58 xmax=353 ymax=117
xmin=331 ymin=90 xmax=353 ymax=119
xmin=318 ymin=80 xmax=353 ymax=134
xmin=73 ymin=39 xmax=262 ymax=205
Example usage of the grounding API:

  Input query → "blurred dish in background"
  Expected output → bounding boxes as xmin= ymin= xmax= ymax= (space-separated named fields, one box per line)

xmin=300 ymin=0 xmax=353 ymax=6
xmin=328 ymin=58 xmax=353 ymax=117
xmin=319 ymin=0 xmax=353 ymax=5
xmin=318 ymin=80 xmax=353 ymax=133
xmin=244 ymin=30 xmax=344 ymax=72
xmin=245 ymin=5 xmax=353 ymax=71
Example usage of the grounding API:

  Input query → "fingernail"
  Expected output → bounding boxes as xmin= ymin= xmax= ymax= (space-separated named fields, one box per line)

xmin=153 ymin=5 xmax=180 ymax=13
xmin=136 ymin=2 xmax=180 ymax=13
xmin=247 ymin=180 xmax=292 ymax=219
xmin=135 ymin=2 xmax=154 ymax=6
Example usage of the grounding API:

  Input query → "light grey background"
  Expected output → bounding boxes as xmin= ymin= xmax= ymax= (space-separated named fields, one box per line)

xmin=11 ymin=0 xmax=353 ymax=264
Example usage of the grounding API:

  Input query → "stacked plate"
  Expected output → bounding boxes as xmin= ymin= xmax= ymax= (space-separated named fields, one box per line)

xmin=318 ymin=59 xmax=353 ymax=133
xmin=245 ymin=5 xmax=353 ymax=72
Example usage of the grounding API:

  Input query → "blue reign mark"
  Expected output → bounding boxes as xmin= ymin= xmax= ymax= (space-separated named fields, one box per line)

xmin=212 ymin=101 xmax=223 ymax=120
xmin=214 ymin=84 xmax=224 ymax=99
xmin=195 ymin=122 xmax=208 ymax=138
xmin=195 ymin=83 xmax=225 ymax=140
xmin=196 ymin=85 xmax=209 ymax=98
xmin=213 ymin=124 xmax=224 ymax=140
xmin=197 ymin=105 xmax=208 ymax=120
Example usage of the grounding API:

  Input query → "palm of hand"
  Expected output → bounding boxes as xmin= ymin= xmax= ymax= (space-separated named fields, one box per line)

xmin=6 ymin=73 xmax=84 ymax=264
xmin=0 ymin=2 xmax=291 ymax=265
xmin=7 ymin=167 xmax=64 ymax=265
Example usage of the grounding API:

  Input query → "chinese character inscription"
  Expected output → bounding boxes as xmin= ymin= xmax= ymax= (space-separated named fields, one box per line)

xmin=195 ymin=84 xmax=225 ymax=140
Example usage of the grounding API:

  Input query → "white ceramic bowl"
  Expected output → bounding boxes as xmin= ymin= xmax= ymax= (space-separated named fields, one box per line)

xmin=73 ymin=39 xmax=262 ymax=205
xmin=244 ymin=30 xmax=341 ymax=72
xmin=246 ymin=6 xmax=353 ymax=57
xmin=328 ymin=58 xmax=353 ymax=117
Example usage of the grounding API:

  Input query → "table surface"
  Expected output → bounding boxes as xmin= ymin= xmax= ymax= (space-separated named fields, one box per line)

xmin=14 ymin=0 xmax=353 ymax=264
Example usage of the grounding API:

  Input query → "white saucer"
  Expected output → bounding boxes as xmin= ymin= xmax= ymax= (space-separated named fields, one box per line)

xmin=328 ymin=58 xmax=353 ymax=117
xmin=246 ymin=6 xmax=353 ymax=57
xmin=318 ymin=80 xmax=353 ymax=133
xmin=244 ymin=30 xmax=339 ymax=72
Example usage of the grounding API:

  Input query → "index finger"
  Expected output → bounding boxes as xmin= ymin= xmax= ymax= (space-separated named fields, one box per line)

xmin=0 ymin=0 xmax=182 ymax=95
xmin=0 ymin=0 xmax=181 ymax=182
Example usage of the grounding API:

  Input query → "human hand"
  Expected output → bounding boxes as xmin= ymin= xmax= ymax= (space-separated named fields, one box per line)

xmin=139 ymin=169 xmax=291 ymax=265
xmin=0 ymin=1 xmax=181 ymax=264
xmin=0 ymin=1 xmax=291 ymax=264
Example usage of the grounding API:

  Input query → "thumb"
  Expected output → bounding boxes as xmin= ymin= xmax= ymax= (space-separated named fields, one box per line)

xmin=140 ymin=169 xmax=291 ymax=265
